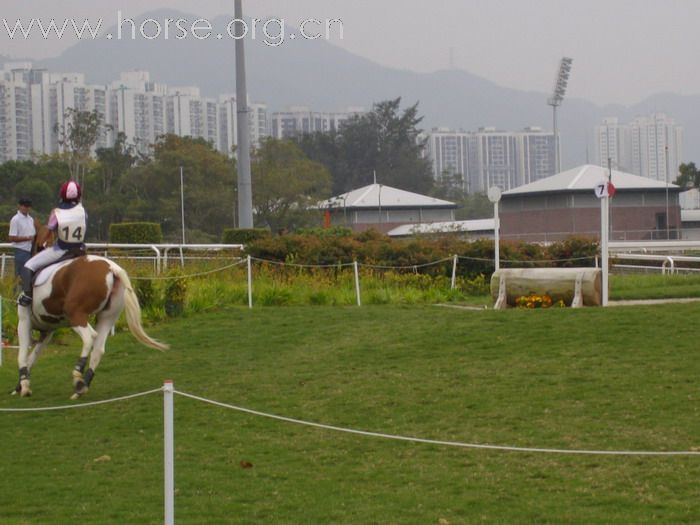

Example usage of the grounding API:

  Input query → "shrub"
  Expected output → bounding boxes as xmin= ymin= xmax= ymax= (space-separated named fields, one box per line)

xmin=134 ymin=278 xmax=156 ymax=308
xmin=110 ymin=223 xmax=163 ymax=244
xmin=164 ymin=271 xmax=187 ymax=317
xmin=221 ymin=228 xmax=271 ymax=244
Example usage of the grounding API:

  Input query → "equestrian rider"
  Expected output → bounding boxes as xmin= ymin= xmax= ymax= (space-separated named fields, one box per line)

xmin=17 ymin=181 xmax=87 ymax=307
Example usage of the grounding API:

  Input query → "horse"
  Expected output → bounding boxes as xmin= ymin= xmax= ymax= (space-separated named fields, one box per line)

xmin=15 ymin=223 xmax=168 ymax=399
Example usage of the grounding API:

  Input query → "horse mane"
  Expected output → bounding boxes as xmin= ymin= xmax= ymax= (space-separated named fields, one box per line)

xmin=32 ymin=217 xmax=54 ymax=255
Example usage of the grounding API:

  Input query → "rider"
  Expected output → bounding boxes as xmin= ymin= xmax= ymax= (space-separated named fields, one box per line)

xmin=17 ymin=180 xmax=87 ymax=307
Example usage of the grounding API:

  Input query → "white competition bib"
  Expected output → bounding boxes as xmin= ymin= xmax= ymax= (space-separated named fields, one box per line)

xmin=55 ymin=204 xmax=86 ymax=243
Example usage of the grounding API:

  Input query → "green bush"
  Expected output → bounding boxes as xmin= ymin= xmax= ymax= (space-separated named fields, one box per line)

xmin=244 ymin=233 xmax=599 ymax=280
xmin=296 ymin=226 xmax=353 ymax=237
xmin=110 ymin=223 xmax=163 ymax=244
xmin=221 ymin=228 xmax=271 ymax=245
xmin=164 ymin=271 xmax=187 ymax=317
xmin=134 ymin=278 xmax=156 ymax=308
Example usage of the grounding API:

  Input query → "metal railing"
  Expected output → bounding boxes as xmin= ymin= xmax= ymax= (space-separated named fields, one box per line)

xmin=0 ymin=243 xmax=244 ymax=277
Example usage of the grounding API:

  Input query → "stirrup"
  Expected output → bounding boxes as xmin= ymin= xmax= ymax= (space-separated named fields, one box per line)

xmin=17 ymin=293 xmax=32 ymax=307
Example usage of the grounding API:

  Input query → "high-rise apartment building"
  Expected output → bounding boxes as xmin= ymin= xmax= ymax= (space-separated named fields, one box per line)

xmin=0 ymin=63 xmax=269 ymax=161
xmin=594 ymin=113 xmax=683 ymax=182
xmin=423 ymin=126 xmax=555 ymax=194
xmin=423 ymin=128 xmax=470 ymax=190
xmin=270 ymin=106 xmax=364 ymax=139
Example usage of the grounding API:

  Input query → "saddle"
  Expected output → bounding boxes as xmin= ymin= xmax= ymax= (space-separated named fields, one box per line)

xmin=32 ymin=249 xmax=86 ymax=288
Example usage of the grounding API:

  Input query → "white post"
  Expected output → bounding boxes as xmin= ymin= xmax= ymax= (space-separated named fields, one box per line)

xmin=1 ymin=253 xmax=6 ymax=279
xmin=450 ymin=255 xmax=458 ymax=290
xmin=488 ymin=187 xmax=502 ymax=272
xmin=180 ymin=165 xmax=186 ymax=245
xmin=247 ymin=255 xmax=253 ymax=309
xmin=353 ymin=261 xmax=362 ymax=306
xmin=601 ymin=196 xmax=609 ymax=306
xmin=494 ymin=201 xmax=500 ymax=272
xmin=163 ymin=380 xmax=175 ymax=525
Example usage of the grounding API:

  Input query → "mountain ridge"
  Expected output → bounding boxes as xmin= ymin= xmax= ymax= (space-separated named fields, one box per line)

xmin=1 ymin=8 xmax=697 ymax=166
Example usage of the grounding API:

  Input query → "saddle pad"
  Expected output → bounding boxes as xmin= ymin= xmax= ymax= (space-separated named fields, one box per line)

xmin=34 ymin=259 xmax=75 ymax=288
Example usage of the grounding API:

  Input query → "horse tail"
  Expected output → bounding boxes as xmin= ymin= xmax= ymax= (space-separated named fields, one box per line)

xmin=110 ymin=263 xmax=169 ymax=352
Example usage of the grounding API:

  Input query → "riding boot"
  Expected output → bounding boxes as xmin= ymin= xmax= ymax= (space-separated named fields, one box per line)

xmin=17 ymin=267 xmax=35 ymax=307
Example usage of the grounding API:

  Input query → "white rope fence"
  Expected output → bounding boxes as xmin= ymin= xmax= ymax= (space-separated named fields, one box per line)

xmin=171 ymin=388 xmax=700 ymax=457
xmin=2 ymin=381 xmax=699 ymax=525
xmin=0 ymin=387 xmax=162 ymax=412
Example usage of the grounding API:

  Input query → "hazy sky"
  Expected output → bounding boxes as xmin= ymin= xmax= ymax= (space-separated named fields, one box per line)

xmin=2 ymin=0 xmax=698 ymax=105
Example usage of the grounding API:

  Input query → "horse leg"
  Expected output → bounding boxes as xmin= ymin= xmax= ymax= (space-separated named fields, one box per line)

xmin=71 ymin=324 xmax=97 ymax=399
xmin=16 ymin=304 xmax=33 ymax=397
xmin=12 ymin=331 xmax=54 ymax=395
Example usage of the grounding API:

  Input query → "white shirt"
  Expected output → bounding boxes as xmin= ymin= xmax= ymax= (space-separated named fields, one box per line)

xmin=9 ymin=211 xmax=35 ymax=252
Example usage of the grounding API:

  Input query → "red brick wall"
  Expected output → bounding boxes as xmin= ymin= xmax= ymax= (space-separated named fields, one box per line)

xmin=501 ymin=204 xmax=681 ymax=242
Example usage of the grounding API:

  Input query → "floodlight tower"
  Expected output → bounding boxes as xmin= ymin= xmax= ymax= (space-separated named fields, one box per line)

xmin=547 ymin=57 xmax=573 ymax=174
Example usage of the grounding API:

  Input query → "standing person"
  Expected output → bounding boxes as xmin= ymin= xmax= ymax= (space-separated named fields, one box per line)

xmin=8 ymin=197 xmax=36 ymax=278
xmin=17 ymin=181 xmax=87 ymax=307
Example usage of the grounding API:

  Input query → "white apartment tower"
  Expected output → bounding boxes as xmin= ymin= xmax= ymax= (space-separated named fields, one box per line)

xmin=424 ymin=127 xmax=555 ymax=194
xmin=595 ymin=113 xmax=683 ymax=182
xmin=0 ymin=64 xmax=270 ymax=161
xmin=271 ymin=106 xmax=363 ymax=139
xmin=424 ymin=128 xmax=470 ymax=190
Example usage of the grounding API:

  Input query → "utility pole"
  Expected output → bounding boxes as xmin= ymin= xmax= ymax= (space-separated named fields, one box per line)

xmin=234 ymin=0 xmax=253 ymax=228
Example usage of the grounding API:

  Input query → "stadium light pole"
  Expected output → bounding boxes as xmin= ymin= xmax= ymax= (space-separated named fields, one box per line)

xmin=234 ymin=0 xmax=254 ymax=228
xmin=547 ymin=57 xmax=573 ymax=174
xmin=179 ymin=165 xmax=186 ymax=245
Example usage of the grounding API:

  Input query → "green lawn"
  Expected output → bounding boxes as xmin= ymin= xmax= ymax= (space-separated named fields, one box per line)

xmin=1 ymin=304 xmax=700 ymax=524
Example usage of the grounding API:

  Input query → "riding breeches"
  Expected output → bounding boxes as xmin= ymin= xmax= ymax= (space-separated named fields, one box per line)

xmin=24 ymin=246 xmax=69 ymax=273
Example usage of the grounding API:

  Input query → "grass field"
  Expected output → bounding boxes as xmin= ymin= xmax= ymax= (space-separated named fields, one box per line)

xmin=1 ymin=303 xmax=700 ymax=524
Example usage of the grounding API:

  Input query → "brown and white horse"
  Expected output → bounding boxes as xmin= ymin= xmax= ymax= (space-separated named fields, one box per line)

xmin=16 ymin=227 xmax=168 ymax=398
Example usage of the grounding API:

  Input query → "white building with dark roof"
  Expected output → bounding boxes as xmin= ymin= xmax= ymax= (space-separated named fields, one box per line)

xmin=319 ymin=183 xmax=457 ymax=233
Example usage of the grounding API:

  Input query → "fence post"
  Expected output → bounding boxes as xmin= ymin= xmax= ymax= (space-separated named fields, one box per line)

xmin=247 ymin=255 xmax=253 ymax=308
xmin=1 ymin=253 xmax=6 ymax=279
xmin=163 ymin=380 xmax=175 ymax=525
xmin=451 ymin=255 xmax=458 ymax=290
xmin=353 ymin=261 xmax=362 ymax=306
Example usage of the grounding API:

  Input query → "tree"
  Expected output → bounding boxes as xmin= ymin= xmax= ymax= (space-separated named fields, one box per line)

xmin=295 ymin=98 xmax=434 ymax=195
xmin=454 ymin=193 xmax=493 ymax=220
xmin=431 ymin=171 xmax=467 ymax=202
xmin=674 ymin=162 xmax=700 ymax=188
xmin=252 ymin=138 xmax=331 ymax=232
xmin=122 ymin=135 xmax=236 ymax=242
xmin=55 ymin=108 xmax=111 ymax=187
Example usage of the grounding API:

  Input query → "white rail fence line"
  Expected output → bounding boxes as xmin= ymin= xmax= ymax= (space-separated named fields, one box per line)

xmin=2 ymin=381 xmax=700 ymax=524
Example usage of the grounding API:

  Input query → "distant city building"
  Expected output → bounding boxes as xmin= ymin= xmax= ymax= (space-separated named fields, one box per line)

xmin=423 ymin=126 xmax=555 ymax=194
xmin=594 ymin=113 xmax=683 ymax=182
xmin=423 ymin=128 xmax=470 ymax=190
xmin=0 ymin=63 xmax=269 ymax=162
xmin=271 ymin=106 xmax=364 ymax=139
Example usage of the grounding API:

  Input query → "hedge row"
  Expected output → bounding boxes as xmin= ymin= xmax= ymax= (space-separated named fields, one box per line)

xmin=245 ymin=231 xmax=599 ymax=278
xmin=109 ymin=223 xmax=163 ymax=244
xmin=221 ymin=228 xmax=272 ymax=244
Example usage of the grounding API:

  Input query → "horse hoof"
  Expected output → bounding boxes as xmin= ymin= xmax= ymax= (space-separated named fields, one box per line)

xmin=73 ymin=381 xmax=89 ymax=398
xmin=20 ymin=379 xmax=32 ymax=397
